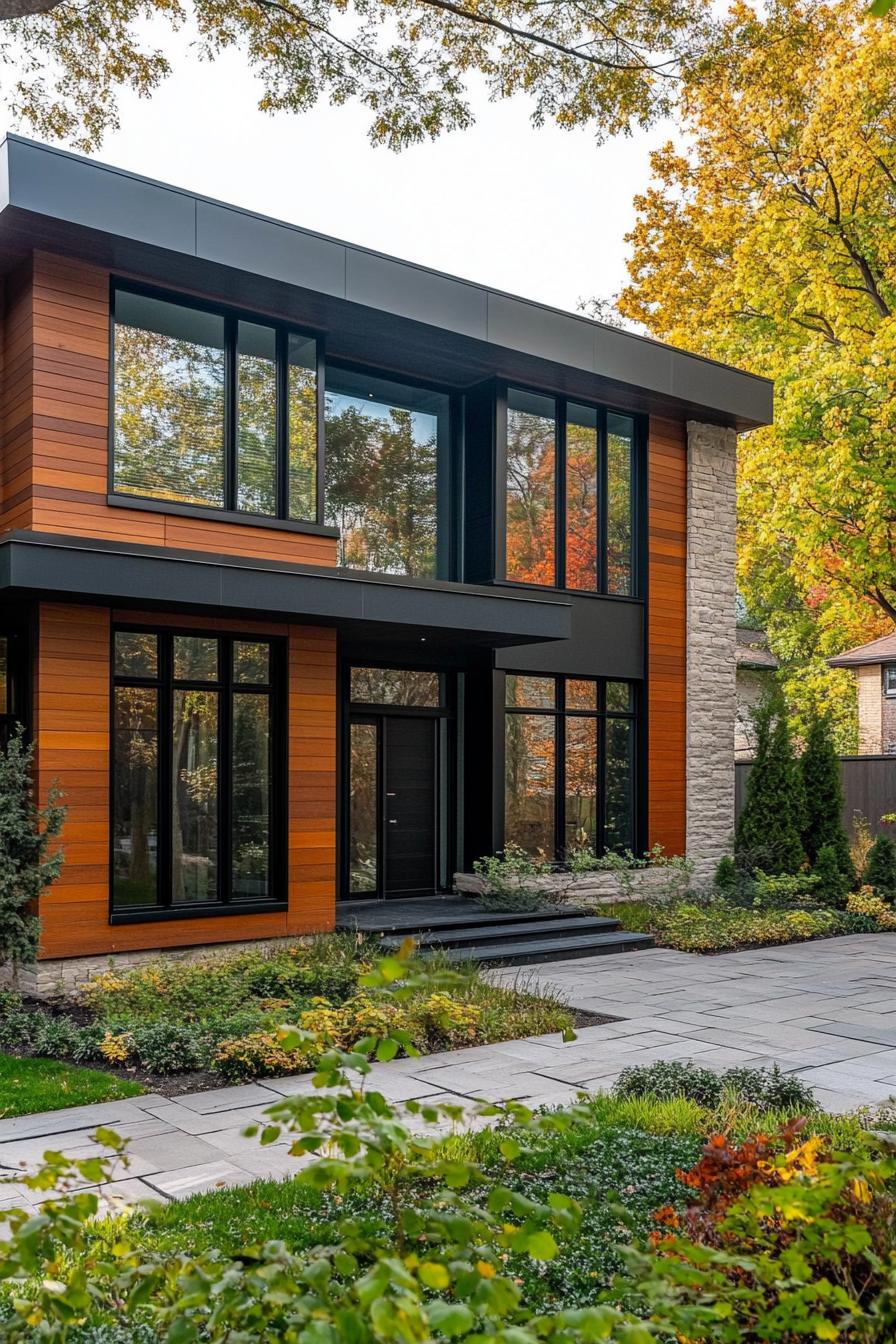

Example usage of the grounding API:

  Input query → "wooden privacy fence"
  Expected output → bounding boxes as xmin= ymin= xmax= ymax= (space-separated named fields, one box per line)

xmin=735 ymin=756 xmax=896 ymax=837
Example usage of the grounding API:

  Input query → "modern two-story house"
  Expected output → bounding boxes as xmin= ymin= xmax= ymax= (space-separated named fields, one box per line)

xmin=0 ymin=136 xmax=772 ymax=981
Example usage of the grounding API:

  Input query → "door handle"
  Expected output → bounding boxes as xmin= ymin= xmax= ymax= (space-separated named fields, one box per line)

xmin=388 ymin=818 xmax=398 ymax=825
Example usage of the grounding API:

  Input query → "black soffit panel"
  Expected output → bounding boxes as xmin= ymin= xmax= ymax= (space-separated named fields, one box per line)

xmin=0 ymin=533 xmax=572 ymax=649
xmin=0 ymin=135 xmax=773 ymax=431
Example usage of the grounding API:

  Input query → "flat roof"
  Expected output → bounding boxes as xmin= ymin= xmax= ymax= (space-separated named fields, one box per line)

xmin=0 ymin=134 xmax=773 ymax=430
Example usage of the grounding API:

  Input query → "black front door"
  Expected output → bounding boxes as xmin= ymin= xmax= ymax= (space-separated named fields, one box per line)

xmin=348 ymin=713 xmax=438 ymax=899
xmin=383 ymin=716 xmax=437 ymax=899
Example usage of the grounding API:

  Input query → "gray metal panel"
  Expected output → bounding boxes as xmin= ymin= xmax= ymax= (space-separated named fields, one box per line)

xmin=6 ymin=137 xmax=196 ymax=254
xmin=671 ymin=355 xmax=774 ymax=428
xmin=346 ymin=249 xmax=487 ymax=339
xmin=487 ymin=292 xmax=595 ymax=373
xmin=593 ymin=325 xmax=674 ymax=396
xmin=196 ymin=200 xmax=346 ymax=299
xmin=495 ymin=593 xmax=644 ymax=680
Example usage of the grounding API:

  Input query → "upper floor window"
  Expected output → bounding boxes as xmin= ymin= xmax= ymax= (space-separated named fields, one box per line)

xmin=885 ymin=665 xmax=896 ymax=697
xmin=324 ymin=367 xmax=451 ymax=578
xmin=112 ymin=287 xmax=318 ymax=523
xmin=504 ymin=388 xmax=638 ymax=595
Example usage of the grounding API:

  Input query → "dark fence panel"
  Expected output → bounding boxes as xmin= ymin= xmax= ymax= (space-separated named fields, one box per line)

xmin=735 ymin=756 xmax=896 ymax=837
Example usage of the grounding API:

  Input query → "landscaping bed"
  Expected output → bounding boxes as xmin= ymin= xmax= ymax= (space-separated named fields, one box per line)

xmin=0 ymin=933 xmax=585 ymax=1103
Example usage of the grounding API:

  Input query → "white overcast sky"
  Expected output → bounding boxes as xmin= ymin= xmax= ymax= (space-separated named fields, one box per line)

xmin=79 ymin=32 xmax=666 ymax=317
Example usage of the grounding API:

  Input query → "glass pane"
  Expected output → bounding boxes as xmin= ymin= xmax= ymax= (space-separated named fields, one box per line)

xmin=350 ymin=721 xmax=378 ymax=893
xmin=325 ymin=368 xmax=447 ymax=577
xmin=606 ymin=680 xmax=633 ymax=713
xmin=233 ymin=641 xmax=270 ymax=684
xmin=506 ymin=389 xmax=556 ymax=585
xmin=114 ymin=631 xmax=158 ymax=680
xmin=504 ymin=712 xmax=555 ymax=858
xmin=566 ymin=404 xmax=599 ymax=591
xmin=112 ymin=687 xmax=159 ymax=909
xmin=232 ymin=693 xmax=270 ymax=900
xmin=605 ymin=716 xmax=635 ymax=852
xmin=172 ymin=689 xmax=219 ymax=903
xmin=505 ymin=674 xmax=555 ymax=709
xmin=237 ymin=321 xmax=277 ymax=516
xmin=0 ymin=636 xmax=8 ymax=713
xmin=174 ymin=635 xmax=218 ymax=682
xmin=565 ymin=716 xmax=598 ymax=855
xmin=289 ymin=334 xmax=318 ymax=522
xmin=350 ymin=667 xmax=441 ymax=707
xmin=113 ymin=291 xmax=225 ymax=508
xmin=566 ymin=679 xmax=598 ymax=711
xmin=607 ymin=413 xmax=634 ymax=596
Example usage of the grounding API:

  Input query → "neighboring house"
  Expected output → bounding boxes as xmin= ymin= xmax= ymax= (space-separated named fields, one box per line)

xmin=828 ymin=632 xmax=896 ymax=755
xmin=0 ymin=136 xmax=772 ymax=979
xmin=735 ymin=626 xmax=778 ymax=759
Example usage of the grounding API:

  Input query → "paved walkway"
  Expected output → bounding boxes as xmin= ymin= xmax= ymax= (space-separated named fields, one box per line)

xmin=3 ymin=935 xmax=896 ymax=1212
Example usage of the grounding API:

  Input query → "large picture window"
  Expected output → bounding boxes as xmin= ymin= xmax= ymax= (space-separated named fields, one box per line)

xmin=112 ymin=629 xmax=283 ymax=914
xmin=504 ymin=389 xmax=638 ymax=595
xmin=112 ymin=286 xmax=318 ymax=524
xmin=504 ymin=674 xmax=637 ymax=859
xmin=324 ymin=367 xmax=451 ymax=577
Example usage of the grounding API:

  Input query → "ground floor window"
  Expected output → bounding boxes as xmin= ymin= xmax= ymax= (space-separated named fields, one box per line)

xmin=504 ymin=674 xmax=637 ymax=860
xmin=112 ymin=629 xmax=284 ymax=914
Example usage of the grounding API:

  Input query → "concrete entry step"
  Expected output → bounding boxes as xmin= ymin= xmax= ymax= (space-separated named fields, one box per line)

xmin=438 ymin=930 xmax=655 ymax=966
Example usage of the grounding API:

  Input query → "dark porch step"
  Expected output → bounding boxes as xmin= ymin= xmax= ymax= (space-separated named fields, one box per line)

xmin=337 ymin=901 xmax=587 ymax=936
xmin=381 ymin=914 xmax=623 ymax=950
xmin=442 ymin=929 xmax=654 ymax=966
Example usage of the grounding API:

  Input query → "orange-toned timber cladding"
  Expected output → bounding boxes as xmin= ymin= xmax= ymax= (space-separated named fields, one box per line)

xmin=646 ymin=415 xmax=687 ymax=857
xmin=2 ymin=250 xmax=337 ymax=566
xmin=34 ymin=603 xmax=337 ymax=960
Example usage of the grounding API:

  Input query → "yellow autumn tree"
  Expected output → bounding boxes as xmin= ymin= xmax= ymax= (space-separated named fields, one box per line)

xmin=620 ymin=0 xmax=896 ymax=745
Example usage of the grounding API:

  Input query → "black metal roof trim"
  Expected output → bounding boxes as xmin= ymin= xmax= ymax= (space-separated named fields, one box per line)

xmin=0 ymin=135 xmax=773 ymax=429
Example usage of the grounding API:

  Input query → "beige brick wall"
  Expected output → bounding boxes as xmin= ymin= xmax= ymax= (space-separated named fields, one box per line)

xmin=857 ymin=665 xmax=883 ymax=755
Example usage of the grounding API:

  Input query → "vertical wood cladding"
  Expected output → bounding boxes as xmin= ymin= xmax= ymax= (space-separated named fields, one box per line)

xmin=34 ymin=603 xmax=337 ymax=959
xmin=18 ymin=251 xmax=337 ymax=567
xmin=647 ymin=415 xmax=687 ymax=857
xmin=1 ymin=260 xmax=36 ymax=532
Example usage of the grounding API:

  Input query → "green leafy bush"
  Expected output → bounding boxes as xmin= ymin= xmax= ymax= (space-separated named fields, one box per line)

xmin=472 ymin=844 xmax=551 ymax=912
xmin=614 ymin=1060 xmax=817 ymax=1112
xmin=0 ymin=728 xmax=66 ymax=980
xmin=865 ymin=832 xmax=896 ymax=899
xmin=812 ymin=841 xmax=850 ymax=906
xmin=127 ymin=1023 xmax=208 ymax=1075
xmin=735 ymin=692 xmax=806 ymax=875
xmin=801 ymin=710 xmax=855 ymax=884
xmin=647 ymin=897 xmax=867 ymax=952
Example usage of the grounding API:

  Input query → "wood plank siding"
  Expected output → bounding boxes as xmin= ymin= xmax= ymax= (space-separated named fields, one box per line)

xmin=20 ymin=251 xmax=337 ymax=567
xmin=34 ymin=604 xmax=337 ymax=958
xmin=646 ymin=415 xmax=687 ymax=856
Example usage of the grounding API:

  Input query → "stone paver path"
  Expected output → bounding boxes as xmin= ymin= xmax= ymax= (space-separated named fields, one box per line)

xmin=3 ymin=934 xmax=896 ymax=1211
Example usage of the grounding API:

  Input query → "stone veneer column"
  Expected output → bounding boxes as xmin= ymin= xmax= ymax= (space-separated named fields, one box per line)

xmin=686 ymin=420 xmax=738 ymax=884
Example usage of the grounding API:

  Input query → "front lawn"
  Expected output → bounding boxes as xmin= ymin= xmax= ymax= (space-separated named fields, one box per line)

xmin=0 ymin=1054 xmax=143 ymax=1118
xmin=0 ymin=934 xmax=579 ymax=1102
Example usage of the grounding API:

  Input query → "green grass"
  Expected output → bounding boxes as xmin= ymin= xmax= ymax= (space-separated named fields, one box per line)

xmin=0 ymin=1054 xmax=144 ymax=1118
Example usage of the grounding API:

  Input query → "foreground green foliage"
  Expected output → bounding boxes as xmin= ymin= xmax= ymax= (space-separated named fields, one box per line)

xmin=0 ymin=1054 xmax=143 ymax=1119
xmin=1 ymin=935 xmax=572 ymax=1089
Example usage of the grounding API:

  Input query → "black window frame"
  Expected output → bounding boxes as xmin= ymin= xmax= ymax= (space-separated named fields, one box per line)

xmin=502 ymin=673 xmax=640 ymax=860
xmin=109 ymin=280 xmax=332 ymax=535
xmin=884 ymin=664 xmax=896 ymax=698
xmin=0 ymin=622 xmax=30 ymax=750
xmin=496 ymin=383 xmax=646 ymax=598
xmin=110 ymin=625 xmax=288 ymax=925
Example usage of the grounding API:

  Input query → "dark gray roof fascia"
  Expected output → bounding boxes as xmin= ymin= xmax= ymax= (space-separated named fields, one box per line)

xmin=0 ymin=134 xmax=773 ymax=429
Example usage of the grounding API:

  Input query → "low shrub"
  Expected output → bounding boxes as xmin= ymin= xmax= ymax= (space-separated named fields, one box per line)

xmin=813 ymin=841 xmax=851 ymax=906
xmin=614 ymin=1059 xmax=818 ymax=1112
xmin=647 ymin=897 xmax=871 ymax=952
xmin=865 ymin=832 xmax=896 ymax=898
xmin=128 ymin=1023 xmax=208 ymax=1075
xmin=214 ymin=1030 xmax=313 ymax=1083
xmin=847 ymin=885 xmax=896 ymax=928
xmin=30 ymin=1012 xmax=82 ymax=1061
xmin=472 ymin=844 xmax=551 ymax=913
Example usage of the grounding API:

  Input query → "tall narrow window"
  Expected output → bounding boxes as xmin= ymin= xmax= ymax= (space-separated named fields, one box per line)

xmin=112 ymin=286 xmax=318 ymax=524
xmin=325 ymin=368 xmax=448 ymax=577
xmin=565 ymin=403 xmax=599 ymax=591
xmin=237 ymin=321 xmax=278 ymax=516
xmin=606 ymin=413 xmax=634 ymax=596
xmin=114 ymin=291 xmax=226 ymax=508
xmin=504 ymin=675 xmax=637 ymax=859
xmin=112 ymin=629 xmax=282 ymax=914
xmin=505 ymin=389 xmax=556 ymax=585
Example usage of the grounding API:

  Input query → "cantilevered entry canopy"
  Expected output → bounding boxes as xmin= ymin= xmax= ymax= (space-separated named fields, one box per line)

xmin=0 ymin=135 xmax=773 ymax=432
xmin=0 ymin=532 xmax=573 ymax=652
